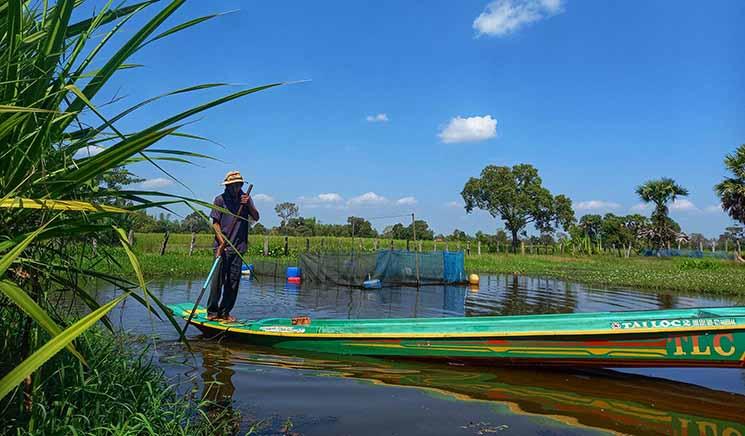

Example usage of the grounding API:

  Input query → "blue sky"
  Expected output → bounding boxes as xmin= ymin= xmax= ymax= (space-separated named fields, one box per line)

xmin=88 ymin=0 xmax=745 ymax=237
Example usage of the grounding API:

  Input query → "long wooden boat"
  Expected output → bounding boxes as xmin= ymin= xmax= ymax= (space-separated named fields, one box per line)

xmin=168 ymin=303 xmax=745 ymax=367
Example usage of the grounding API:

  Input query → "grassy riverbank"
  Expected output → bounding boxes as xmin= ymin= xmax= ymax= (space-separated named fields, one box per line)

xmin=105 ymin=250 xmax=745 ymax=296
xmin=468 ymin=254 xmax=745 ymax=296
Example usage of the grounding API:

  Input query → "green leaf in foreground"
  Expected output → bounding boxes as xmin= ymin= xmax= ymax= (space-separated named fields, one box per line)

xmin=113 ymin=226 xmax=184 ymax=339
xmin=0 ymin=280 xmax=86 ymax=364
xmin=0 ymin=293 xmax=128 ymax=401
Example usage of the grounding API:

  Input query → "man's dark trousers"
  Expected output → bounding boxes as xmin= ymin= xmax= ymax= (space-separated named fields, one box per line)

xmin=207 ymin=252 xmax=242 ymax=317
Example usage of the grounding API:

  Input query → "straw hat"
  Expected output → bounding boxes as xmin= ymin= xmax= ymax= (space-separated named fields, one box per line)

xmin=222 ymin=170 xmax=245 ymax=185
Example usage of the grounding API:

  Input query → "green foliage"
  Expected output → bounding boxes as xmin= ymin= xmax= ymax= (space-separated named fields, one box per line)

xmin=348 ymin=216 xmax=378 ymax=238
xmin=274 ymin=202 xmax=299 ymax=226
xmin=182 ymin=211 xmax=212 ymax=233
xmin=0 ymin=319 xmax=237 ymax=435
xmin=679 ymin=258 xmax=721 ymax=271
xmin=461 ymin=164 xmax=575 ymax=251
xmin=467 ymin=254 xmax=744 ymax=295
xmin=0 ymin=0 xmax=279 ymax=414
xmin=636 ymin=178 xmax=689 ymax=248
xmin=715 ymin=144 xmax=745 ymax=227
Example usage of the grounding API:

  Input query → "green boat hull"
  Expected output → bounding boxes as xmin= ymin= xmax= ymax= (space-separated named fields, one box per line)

xmin=168 ymin=303 xmax=745 ymax=367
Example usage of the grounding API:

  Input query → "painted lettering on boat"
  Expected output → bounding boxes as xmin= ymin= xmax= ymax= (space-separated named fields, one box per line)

xmin=675 ymin=416 xmax=745 ymax=436
xmin=259 ymin=326 xmax=306 ymax=333
xmin=667 ymin=333 xmax=742 ymax=358
xmin=611 ymin=318 xmax=737 ymax=330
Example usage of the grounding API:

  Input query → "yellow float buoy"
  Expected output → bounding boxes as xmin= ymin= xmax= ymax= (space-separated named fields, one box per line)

xmin=468 ymin=273 xmax=480 ymax=285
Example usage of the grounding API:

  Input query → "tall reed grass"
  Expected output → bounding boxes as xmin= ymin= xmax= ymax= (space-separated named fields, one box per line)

xmin=0 ymin=0 xmax=279 ymax=430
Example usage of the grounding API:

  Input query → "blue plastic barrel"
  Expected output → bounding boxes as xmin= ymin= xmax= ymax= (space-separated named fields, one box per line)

xmin=363 ymin=279 xmax=382 ymax=289
xmin=286 ymin=266 xmax=302 ymax=278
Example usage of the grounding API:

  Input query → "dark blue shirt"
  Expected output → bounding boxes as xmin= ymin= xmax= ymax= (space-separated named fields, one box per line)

xmin=211 ymin=189 xmax=250 ymax=253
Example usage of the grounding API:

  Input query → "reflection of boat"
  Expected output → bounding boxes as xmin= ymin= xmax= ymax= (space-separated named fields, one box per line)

xmin=169 ymin=303 xmax=745 ymax=367
xmin=189 ymin=343 xmax=745 ymax=436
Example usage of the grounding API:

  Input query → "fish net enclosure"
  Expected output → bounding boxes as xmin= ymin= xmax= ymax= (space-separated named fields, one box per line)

xmin=251 ymin=257 xmax=297 ymax=278
xmin=299 ymin=250 xmax=466 ymax=288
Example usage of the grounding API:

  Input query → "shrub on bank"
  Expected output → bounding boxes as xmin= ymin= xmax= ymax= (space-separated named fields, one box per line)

xmin=0 ymin=311 xmax=237 ymax=436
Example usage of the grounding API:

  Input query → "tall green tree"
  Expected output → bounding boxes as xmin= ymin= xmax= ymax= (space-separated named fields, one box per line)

xmin=715 ymin=144 xmax=745 ymax=228
xmin=461 ymin=164 xmax=575 ymax=252
xmin=274 ymin=202 xmax=299 ymax=227
xmin=347 ymin=216 xmax=377 ymax=238
xmin=635 ymin=178 xmax=689 ymax=249
xmin=182 ymin=211 xmax=211 ymax=233
xmin=578 ymin=214 xmax=603 ymax=243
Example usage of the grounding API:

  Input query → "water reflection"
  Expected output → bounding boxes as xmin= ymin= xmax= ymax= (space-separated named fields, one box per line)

xmin=89 ymin=274 xmax=745 ymax=436
xmin=187 ymin=342 xmax=745 ymax=436
xmin=201 ymin=347 xmax=235 ymax=410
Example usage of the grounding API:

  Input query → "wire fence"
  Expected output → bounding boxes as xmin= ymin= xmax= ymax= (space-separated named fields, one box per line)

xmin=129 ymin=232 xmax=739 ymax=260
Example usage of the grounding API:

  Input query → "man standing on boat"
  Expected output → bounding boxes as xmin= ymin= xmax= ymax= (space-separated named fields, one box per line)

xmin=208 ymin=170 xmax=260 ymax=321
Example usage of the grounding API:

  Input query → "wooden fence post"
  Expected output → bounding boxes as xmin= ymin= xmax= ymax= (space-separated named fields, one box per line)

xmin=306 ymin=238 xmax=310 ymax=252
xmin=263 ymin=236 xmax=269 ymax=256
xmin=418 ymin=241 xmax=422 ymax=252
xmin=406 ymin=239 xmax=410 ymax=251
xmin=127 ymin=229 xmax=134 ymax=246
xmin=477 ymin=240 xmax=481 ymax=255
xmin=699 ymin=241 xmax=703 ymax=252
xmin=159 ymin=231 xmax=169 ymax=256
xmin=284 ymin=236 xmax=289 ymax=256
xmin=433 ymin=241 xmax=437 ymax=252
xmin=521 ymin=241 xmax=525 ymax=256
xmin=445 ymin=242 xmax=449 ymax=252
xmin=390 ymin=239 xmax=394 ymax=250
xmin=189 ymin=232 xmax=196 ymax=256
xmin=466 ymin=241 xmax=471 ymax=256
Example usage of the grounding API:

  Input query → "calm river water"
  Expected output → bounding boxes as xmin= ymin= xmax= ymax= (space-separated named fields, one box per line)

xmin=92 ymin=275 xmax=745 ymax=435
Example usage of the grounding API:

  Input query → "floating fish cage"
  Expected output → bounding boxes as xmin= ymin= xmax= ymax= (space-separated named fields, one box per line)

xmin=298 ymin=250 xmax=466 ymax=288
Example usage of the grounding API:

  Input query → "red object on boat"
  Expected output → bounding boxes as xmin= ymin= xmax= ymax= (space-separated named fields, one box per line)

xmin=287 ymin=276 xmax=301 ymax=284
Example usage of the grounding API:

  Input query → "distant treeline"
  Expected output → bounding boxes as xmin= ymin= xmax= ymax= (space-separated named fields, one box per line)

xmin=128 ymin=209 xmax=743 ymax=254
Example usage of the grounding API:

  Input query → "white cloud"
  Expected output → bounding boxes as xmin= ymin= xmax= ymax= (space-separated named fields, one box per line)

xmin=670 ymin=199 xmax=698 ymax=212
xmin=473 ymin=0 xmax=564 ymax=37
xmin=396 ymin=196 xmax=417 ymax=206
xmin=73 ymin=145 xmax=105 ymax=159
xmin=575 ymin=200 xmax=621 ymax=211
xmin=705 ymin=204 xmax=723 ymax=213
xmin=317 ymin=193 xmax=343 ymax=203
xmin=348 ymin=192 xmax=388 ymax=206
xmin=445 ymin=201 xmax=463 ymax=208
xmin=439 ymin=115 xmax=497 ymax=143
xmin=138 ymin=178 xmax=173 ymax=189
xmin=631 ymin=200 xmax=702 ymax=213
xmin=366 ymin=113 xmax=389 ymax=123
xmin=298 ymin=193 xmax=345 ymax=208
xmin=253 ymin=193 xmax=275 ymax=203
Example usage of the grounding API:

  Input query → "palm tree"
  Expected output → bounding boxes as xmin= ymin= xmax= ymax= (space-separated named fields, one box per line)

xmin=635 ymin=178 xmax=689 ymax=249
xmin=716 ymin=145 xmax=745 ymax=260
xmin=715 ymin=145 xmax=745 ymax=225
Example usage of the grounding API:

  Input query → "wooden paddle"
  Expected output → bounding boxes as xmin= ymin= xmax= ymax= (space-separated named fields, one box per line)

xmin=181 ymin=183 xmax=253 ymax=339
